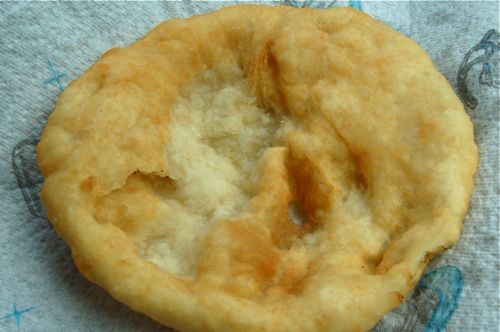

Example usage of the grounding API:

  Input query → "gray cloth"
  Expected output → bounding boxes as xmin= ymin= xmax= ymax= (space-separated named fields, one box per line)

xmin=0 ymin=1 xmax=498 ymax=331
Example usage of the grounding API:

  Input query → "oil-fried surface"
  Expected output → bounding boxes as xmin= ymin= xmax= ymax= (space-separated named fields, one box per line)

xmin=37 ymin=5 xmax=477 ymax=332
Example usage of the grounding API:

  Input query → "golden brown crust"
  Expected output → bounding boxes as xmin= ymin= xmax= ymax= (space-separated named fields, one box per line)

xmin=37 ymin=5 xmax=478 ymax=331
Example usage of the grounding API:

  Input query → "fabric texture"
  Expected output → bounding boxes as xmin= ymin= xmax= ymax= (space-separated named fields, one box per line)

xmin=0 ymin=1 xmax=498 ymax=331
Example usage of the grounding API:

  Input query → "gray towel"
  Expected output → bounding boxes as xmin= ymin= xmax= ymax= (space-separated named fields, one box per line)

xmin=0 ymin=1 xmax=498 ymax=331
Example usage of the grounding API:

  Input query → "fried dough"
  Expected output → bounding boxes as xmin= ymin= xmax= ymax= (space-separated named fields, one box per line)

xmin=37 ymin=5 xmax=478 ymax=331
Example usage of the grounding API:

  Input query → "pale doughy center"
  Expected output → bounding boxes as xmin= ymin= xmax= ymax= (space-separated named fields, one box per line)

xmin=94 ymin=68 xmax=393 ymax=282
xmin=119 ymin=71 xmax=281 ymax=277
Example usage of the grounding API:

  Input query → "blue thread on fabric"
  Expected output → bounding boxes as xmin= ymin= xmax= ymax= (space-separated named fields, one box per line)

xmin=11 ymin=139 xmax=47 ymax=219
xmin=44 ymin=56 xmax=66 ymax=92
xmin=1 ymin=304 xmax=34 ymax=327
xmin=457 ymin=29 xmax=499 ymax=109
xmin=281 ymin=0 xmax=336 ymax=9
xmin=348 ymin=0 xmax=362 ymax=10
xmin=416 ymin=266 xmax=464 ymax=332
